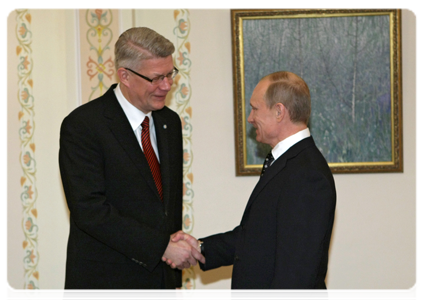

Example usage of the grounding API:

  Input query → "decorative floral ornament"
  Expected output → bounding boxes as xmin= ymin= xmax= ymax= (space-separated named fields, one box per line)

xmin=16 ymin=9 xmax=39 ymax=289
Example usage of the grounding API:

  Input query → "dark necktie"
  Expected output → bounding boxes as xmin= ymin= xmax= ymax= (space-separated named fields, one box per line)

xmin=261 ymin=151 xmax=274 ymax=177
xmin=141 ymin=116 xmax=163 ymax=201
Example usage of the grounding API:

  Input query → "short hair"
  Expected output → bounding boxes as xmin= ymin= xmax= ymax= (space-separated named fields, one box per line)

xmin=263 ymin=71 xmax=311 ymax=125
xmin=114 ymin=27 xmax=175 ymax=70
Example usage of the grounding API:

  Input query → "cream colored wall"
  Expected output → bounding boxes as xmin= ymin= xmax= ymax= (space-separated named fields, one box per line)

xmin=7 ymin=9 xmax=416 ymax=290
xmin=7 ymin=12 xmax=25 ymax=288
xmin=7 ymin=10 xmax=78 ymax=289
xmin=32 ymin=10 xmax=80 ymax=289
xmin=189 ymin=10 xmax=247 ymax=288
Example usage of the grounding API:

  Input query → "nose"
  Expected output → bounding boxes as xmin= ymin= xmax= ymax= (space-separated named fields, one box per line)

xmin=247 ymin=109 xmax=253 ymax=124
xmin=159 ymin=77 xmax=172 ymax=91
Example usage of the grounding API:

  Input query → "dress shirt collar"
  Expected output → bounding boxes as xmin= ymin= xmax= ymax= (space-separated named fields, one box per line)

xmin=272 ymin=128 xmax=311 ymax=162
xmin=114 ymin=83 xmax=153 ymax=130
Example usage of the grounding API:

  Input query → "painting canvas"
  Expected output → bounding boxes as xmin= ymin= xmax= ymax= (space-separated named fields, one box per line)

xmin=232 ymin=9 xmax=402 ymax=175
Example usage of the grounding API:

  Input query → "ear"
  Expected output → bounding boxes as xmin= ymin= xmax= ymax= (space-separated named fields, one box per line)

xmin=117 ymin=68 xmax=130 ymax=88
xmin=274 ymin=103 xmax=286 ymax=121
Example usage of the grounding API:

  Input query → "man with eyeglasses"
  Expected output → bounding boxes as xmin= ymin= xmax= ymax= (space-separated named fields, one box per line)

xmin=59 ymin=27 xmax=204 ymax=289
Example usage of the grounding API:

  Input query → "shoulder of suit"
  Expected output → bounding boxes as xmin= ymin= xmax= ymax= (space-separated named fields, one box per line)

xmin=65 ymin=85 xmax=118 ymax=120
xmin=156 ymin=105 xmax=177 ymax=115
xmin=154 ymin=106 xmax=181 ymax=121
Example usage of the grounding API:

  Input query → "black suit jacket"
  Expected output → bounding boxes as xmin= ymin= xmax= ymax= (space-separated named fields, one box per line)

xmin=59 ymin=84 xmax=183 ymax=289
xmin=200 ymin=137 xmax=336 ymax=289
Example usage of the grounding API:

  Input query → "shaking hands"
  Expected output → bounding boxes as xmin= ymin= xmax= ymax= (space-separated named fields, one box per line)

xmin=162 ymin=230 xmax=205 ymax=270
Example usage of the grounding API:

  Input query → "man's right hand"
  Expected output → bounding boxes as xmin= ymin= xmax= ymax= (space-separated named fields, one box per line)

xmin=162 ymin=231 xmax=205 ymax=269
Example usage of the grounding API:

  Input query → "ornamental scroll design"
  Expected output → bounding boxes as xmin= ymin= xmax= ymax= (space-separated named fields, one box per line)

xmin=85 ymin=9 xmax=115 ymax=101
xmin=16 ymin=9 xmax=39 ymax=289
xmin=173 ymin=9 xmax=195 ymax=289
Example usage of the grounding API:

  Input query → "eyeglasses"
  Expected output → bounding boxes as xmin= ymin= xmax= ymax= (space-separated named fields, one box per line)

xmin=125 ymin=67 xmax=179 ymax=85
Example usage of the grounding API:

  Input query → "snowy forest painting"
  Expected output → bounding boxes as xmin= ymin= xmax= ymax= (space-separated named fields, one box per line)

xmin=232 ymin=10 xmax=402 ymax=175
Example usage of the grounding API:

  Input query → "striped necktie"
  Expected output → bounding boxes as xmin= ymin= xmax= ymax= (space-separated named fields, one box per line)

xmin=141 ymin=116 xmax=163 ymax=201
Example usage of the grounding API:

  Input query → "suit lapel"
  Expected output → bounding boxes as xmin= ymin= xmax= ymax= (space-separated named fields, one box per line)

xmin=243 ymin=137 xmax=315 ymax=215
xmin=102 ymin=85 xmax=162 ymax=201
xmin=152 ymin=110 xmax=171 ymax=206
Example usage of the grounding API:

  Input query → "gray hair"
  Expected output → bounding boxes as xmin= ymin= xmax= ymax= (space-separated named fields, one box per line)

xmin=114 ymin=27 xmax=175 ymax=70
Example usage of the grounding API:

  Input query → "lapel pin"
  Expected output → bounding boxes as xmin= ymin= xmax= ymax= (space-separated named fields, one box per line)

xmin=163 ymin=124 xmax=167 ymax=129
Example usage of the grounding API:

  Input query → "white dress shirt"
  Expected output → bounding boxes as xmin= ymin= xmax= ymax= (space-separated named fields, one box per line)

xmin=271 ymin=128 xmax=311 ymax=163
xmin=114 ymin=84 xmax=160 ymax=162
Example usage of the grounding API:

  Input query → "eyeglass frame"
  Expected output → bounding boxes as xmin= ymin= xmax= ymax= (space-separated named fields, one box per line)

xmin=124 ymin=67 xmax=179 ymax=85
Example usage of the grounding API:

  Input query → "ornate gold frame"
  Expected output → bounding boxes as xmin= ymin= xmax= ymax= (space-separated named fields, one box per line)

xmin=232 ymin=9 xmax=403 ymax=175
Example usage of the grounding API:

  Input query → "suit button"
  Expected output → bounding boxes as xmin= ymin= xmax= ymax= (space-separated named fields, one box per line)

xmin=164 ymin=210 xmax=168 ymax=216
xmin=234 ymin=255 xmax=240 ymax=261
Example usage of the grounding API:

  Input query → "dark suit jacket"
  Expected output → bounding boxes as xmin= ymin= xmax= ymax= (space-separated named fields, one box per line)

xmin=59 ymin=84 xmax=183 ymax=289
xmin=199 ymin=137 xmax=336 ymax=289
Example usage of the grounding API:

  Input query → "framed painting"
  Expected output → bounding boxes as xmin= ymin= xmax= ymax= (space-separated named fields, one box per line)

xmin=232 ymin=9 xmax=403 ymax=175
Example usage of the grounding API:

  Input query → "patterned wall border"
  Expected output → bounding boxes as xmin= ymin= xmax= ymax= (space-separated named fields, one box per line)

xmin=16 ymin=9 xmax=39 ymax=289
xmin=172 ymin=9 xmax=195 ymax=289
xmin=80 ymin=9 xmax=116 ymax=104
